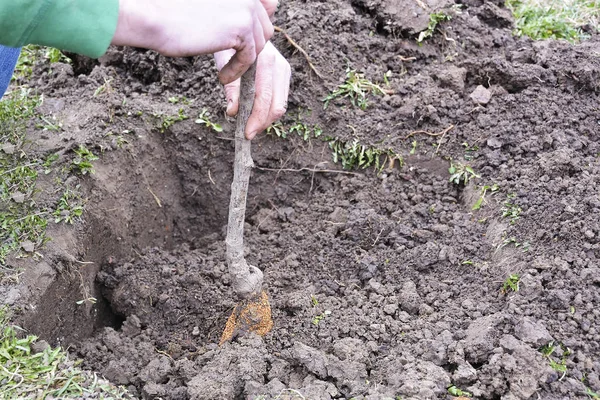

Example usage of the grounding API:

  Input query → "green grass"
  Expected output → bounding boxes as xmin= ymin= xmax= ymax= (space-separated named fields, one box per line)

xmin=472 ymin=184 xmax=499 ymax=211
xmin=53 ymin=186 xmax=85 ymax=224
xmin=417 ymin=12 xmax=452 ymax=43
xmin=195 ymin=108 xmax=223 ymax=133
xmin=501 ymin=273 xmax=521 ymax=294
xmin=0 ymin=70 xmax=97 ymax=268
xmin=327 ymin=137 xmax=402 ymax=172
xmin=153 ymin=108 xmax=189 ymax=133
xmin=266 ymin=114 xmax=323 ymax=141
xmin=540 ymin=341 xmax=571 ymax=380
xmin=448 ymin=385 xmax=472 ymax=398
xmin=0 ymin=48 xmax=126 ymax=400
xmin=448 ymin=161 xmax=479 ymax=185
xmin=0 ymin=307 xmax=130 ymax=399
xmin=12 ymin=45 xmax=71 ymax=82
xmin=506 ymin=0 xmax=600 ymax=42
xmin=0 ymin=89 xmax=47 ymax=266
xmin=585 ymin=387 xmax=600 ymax=398
xmin=71 ymin=145 xmax=99 ymax=175
xmin=323 ymin=68 xmax=388 ymax=110
xmin=501 ymin=193 xmax=522 ymax=224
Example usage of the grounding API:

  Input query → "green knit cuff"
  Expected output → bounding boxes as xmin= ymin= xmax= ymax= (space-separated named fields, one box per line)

xmin=26 ymin=0 xmax=120 ymax=58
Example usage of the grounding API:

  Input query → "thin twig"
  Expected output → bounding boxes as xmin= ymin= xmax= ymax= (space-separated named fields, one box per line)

xmin=434 ymin=126 xmax=451 ymax=155
xmin=403 ymin=124 xmax=454 ymax=140
xmin=274 ymin=26 xmax=324 ymax=79
xmin=147 ymin=186 xmax=162 ymax=208
xmin=255 ymin=165 xmax=361 ymax=176
xmin=398 ymin=55 xmax=417 ymax=62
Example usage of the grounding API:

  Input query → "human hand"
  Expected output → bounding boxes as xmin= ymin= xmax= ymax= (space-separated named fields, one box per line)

xmin=215 ymin=42 xmax=291 ymax=140
xmin=112 ymin=0 xmax=278 ymax=83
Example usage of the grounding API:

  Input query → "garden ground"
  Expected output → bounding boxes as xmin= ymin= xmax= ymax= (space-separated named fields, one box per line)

xmin=1 ymin=0 xmax=600 ymax=399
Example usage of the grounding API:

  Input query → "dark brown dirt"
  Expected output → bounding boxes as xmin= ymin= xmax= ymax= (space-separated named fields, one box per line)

xmin=2 ymin=0 xmax=600 ymax=399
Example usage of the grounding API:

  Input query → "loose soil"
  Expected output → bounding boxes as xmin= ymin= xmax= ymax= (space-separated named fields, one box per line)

xmin=2 ymin=1 xmax=600 ymax=399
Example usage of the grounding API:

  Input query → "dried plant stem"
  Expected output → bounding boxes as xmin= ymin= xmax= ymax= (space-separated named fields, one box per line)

xmin=403 ymin=124 xmax=455 ymax=140
xmin=226 ymin=63 xmax=263 ymax=299
xmin=274 ymin=26 xmax=324 ymax=79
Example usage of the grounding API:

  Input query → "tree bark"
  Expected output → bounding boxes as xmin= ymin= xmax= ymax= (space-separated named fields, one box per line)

xmin=226 ymin=63 xmax=263 ymax=299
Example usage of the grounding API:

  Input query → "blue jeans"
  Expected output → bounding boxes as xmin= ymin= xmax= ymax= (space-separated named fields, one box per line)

xmin=0 ymin=45 xmax=22 ymax=99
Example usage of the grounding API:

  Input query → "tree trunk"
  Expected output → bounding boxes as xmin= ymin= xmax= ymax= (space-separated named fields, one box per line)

xmin=226 ymin=64 xmax=263 ymax=300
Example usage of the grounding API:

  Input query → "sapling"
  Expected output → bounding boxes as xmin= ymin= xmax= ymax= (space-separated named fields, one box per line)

xmin=226 ymin=63 xmax=263 ymax=299
xmin=220 ymin=64 xmax=273 ymax=344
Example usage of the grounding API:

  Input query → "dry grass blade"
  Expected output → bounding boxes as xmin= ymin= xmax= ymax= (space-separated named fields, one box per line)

xmin=275 ymin=26 xmax=324 ymax=79
xmin=403 ymin=124 xmax=455 ymax=140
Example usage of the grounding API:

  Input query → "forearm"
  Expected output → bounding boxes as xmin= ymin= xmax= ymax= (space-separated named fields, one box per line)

xmin=111 ymin=0 xmax=162 ymax=51
xmin=0 ymin=0 xmax=119 ymax=58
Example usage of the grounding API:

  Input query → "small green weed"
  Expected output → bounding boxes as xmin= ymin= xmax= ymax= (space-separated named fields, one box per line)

xmin=323 ymin=68 xmax=387 ymax=110
xmin=0 ymin=212 xmax=48 ymax=264
xmin=501 ymin=273 xmax=521 ymax=294
xmin=501 ymin=193 xmax=522 ymax=224
xmin=585 ymin=387 xmax=600 ymax=398
xmin=155 ymin=108 xmax=189 ymax=133
xmin=168 ymin=96 xmax=191 ymax=105
xmin=106 ymin=129 xmax=136 ymax=149
xmin=36 ymin=114 xmax=63 ymax=131
xmin=42 ymin=153 xmax=59 ymax=174
xmin=449 ymin=161 xmax=479 ymax=185
xmin=0 ymin=88 xmax=40 ymax=127
xmin=417 ymin=12 xmax=452 ymax=43
xmin=71 ymin=145 xmax=98 ymax=175
xmin=310 ymin=295 xmax=331 ymax=325
xmin=498 ymin=236 xmax=530 ymax=252
xmin=472 ymin=183 xmax=499 ymax=210
xmin=462 ymin=141 xmax=480 ymax=161
xmin=0 ymin=307 xmax=131 ymax=399
xmin=310 ymin=294 xmax=319 ymax=307
xmin=540 ymin=341 xmax=571 ymax=380
xmin=45 ymin=47 xmax=71 ymax=64
xmin=327 ymin=138 xmax=401 ymax=171
xmin=53 ymin=187 xmax=84 ymax=224
xmin=448 ymin=385 xmax=472 ymax=397
xmin=410 ymin=140 xmax=418 ymax=155
xmin=93 ymin=77 xmax=113 ymax=97
xmin=114 ymin=134 xmax=130 ymax=149
xmin=312 ymin=310 xmax=331 ymax=326
xmin=195 ymin=108 xmax=223 ymax=132
xmin=116 ymin=135 xmax=129 ymax=148
xmin=290 ymin=121 xmax=323 ymax=141
xmin=266 ymin=115 xmax=323 ymax=141
xmin=506 ymin=0 xmax=599 ymax=42
xmin=13 ymin=46 xmax=40 ymax=81
xmin=0 ymin=164 xmax=38 ymax=202
xmin=266 ymin=121 xmax=288 ymax=138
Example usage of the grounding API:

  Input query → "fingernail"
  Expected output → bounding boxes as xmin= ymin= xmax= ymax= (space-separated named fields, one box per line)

xmin=246 ymin=130 xmax=256 ymax=140
xmin=226 ymin=100 xmax=233 ymax=115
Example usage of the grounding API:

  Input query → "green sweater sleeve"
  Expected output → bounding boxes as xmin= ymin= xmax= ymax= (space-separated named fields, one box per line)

xmin=0 ymin=0 xmax=119 ymax=58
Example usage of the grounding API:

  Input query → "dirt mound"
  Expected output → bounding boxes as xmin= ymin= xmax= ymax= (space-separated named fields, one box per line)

xmin=3 ymin=0 xmax=600 ymax=399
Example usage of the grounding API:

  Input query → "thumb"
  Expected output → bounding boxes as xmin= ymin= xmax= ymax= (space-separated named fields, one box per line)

xmin=224 ymin=79 xmax=240 ymax=116
xmin=260 ymin=0 xmax=279 ymax=18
